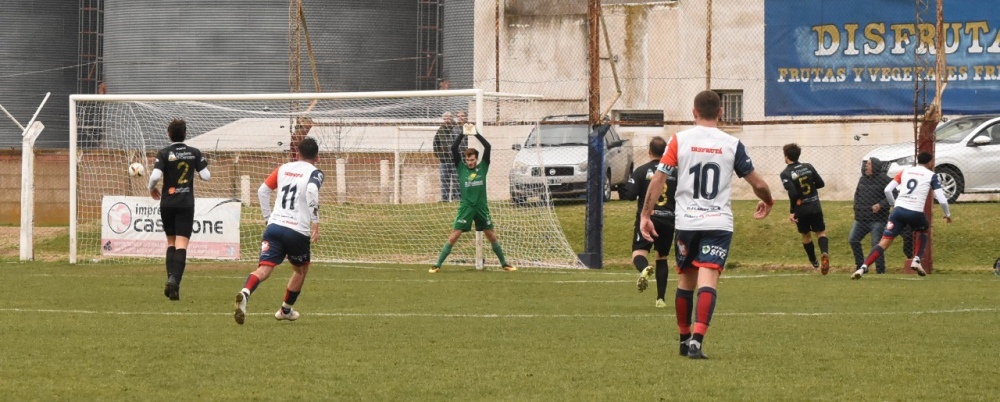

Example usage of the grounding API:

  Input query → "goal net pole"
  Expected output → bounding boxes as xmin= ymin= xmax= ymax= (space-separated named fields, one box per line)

xmin=69 ymin=89 xmax=583 ymax=269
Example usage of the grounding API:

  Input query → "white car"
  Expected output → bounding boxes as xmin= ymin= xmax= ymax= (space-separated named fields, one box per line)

xmin=863 ymin=114 xmax=1000 ymax=203
xmin=509 ymin=115 xmax=633 ymax=205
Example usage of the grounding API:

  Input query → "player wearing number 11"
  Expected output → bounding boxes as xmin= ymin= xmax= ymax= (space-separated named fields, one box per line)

xmin=640 ymin=90 xmax=774 ymax=359
xmin=234 ymin=137 xmax=323 ymax=325
xmin=148 ymin=118 xmax=210 ymax=301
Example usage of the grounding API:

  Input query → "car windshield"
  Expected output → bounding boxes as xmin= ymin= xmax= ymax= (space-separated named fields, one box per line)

xmin=524 ymin=125 xmax=590 ymax=147
xmin=936 ymin=117 xmax=992 ymax=143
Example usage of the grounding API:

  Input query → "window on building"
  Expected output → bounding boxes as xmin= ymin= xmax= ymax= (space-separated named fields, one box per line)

xmin=714 ymin=90 xmax=743 ymax=125
xmin=615 ymin=110 xmax=665 ymax=126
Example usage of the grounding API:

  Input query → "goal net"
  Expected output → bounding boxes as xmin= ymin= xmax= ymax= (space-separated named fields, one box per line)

xmin=70 ymin=90 xmax=583 ymax=269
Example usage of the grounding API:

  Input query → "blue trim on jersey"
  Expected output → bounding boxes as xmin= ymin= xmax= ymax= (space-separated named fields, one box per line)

xmin=309 ymin=169 xmax=325 ymax=189
xmin=930 ymin=173 xmax=942 ymax=190
xmin=733 ymin=141 xmax=754 ymax=178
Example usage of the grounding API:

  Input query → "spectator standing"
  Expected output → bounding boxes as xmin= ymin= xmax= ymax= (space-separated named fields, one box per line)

xmin=849 ymin=158 xmax=892 ymax=274
xmin=433 ymin=112 xmax=460 ymax=202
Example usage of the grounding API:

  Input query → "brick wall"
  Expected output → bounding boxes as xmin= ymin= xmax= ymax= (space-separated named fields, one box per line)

xmin=0 ymin=150 xmax=70 ymax=225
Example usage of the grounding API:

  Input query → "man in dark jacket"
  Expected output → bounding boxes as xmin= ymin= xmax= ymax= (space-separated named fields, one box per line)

xmin=432 ymin=112 xmax=459 ymax=202
xmin=848 ymin=158 xmax=892 ymax=273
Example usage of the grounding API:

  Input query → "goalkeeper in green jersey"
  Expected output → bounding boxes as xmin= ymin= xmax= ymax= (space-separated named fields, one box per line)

xmin=430 ymin=124 xmax=517 ymax=273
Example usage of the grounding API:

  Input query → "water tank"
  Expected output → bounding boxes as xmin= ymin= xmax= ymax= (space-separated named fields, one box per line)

xmin=104 ymin=0 xmax=419 ymax=94
xmin=0 ymin=1 xmax=78 ymax=148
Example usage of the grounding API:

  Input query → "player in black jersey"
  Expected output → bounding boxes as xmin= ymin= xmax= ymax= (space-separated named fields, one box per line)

xmin=779 ymin=143 xmax=830 ymax=274
xmin=620 ymin=136 xmax=676 ymax=307
xmin=147 ymin=119 xmax=210 ymax=300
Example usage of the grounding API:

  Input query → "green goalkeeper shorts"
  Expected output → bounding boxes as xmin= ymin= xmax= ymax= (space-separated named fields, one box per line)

xmin=452 ymin=203 xmax=494 ymax=232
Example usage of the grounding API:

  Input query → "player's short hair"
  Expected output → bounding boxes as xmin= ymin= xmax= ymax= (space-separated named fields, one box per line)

xmin=694 ymin=90 xmax=721 ymax=120
xmin=298 ymin=137 xmax=319 ymax=160
xmin=917 ymin=151 xmax=933 ymax=164
xmin=649 ymin=136 xmax=667 ymax=158
xmin=783 ymin=143 xmax=802 ymax=162
xmin=464 ymin=147 xmax=479 ymax=159
xmin=167 ymin=119 xmax=186 ymax=142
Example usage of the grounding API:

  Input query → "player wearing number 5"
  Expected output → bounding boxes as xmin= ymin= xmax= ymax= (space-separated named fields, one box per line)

xmin=429 ymin=125 xmax=516 ymax=273
xmin=640 ymin=90 xmax=774 ymax=359
xmin=148 ymin=118 xmax=210 ymax=301
xmin=780 ymin=143 xmax=830 ymax=274
xmin=851 ymin=152 xmax=952 ymax=280
xmin=234 ymin=137 xmax=323 ymax=325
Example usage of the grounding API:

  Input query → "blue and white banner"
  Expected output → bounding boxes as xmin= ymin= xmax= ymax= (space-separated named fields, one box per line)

xmin=765 ymin=0 xmax=1000 ymax=116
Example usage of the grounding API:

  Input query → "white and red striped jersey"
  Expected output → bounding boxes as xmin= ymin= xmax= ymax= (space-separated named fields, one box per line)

xmin=657 ymin=126 xmax=756 ymax=231
xmin=258 ymin=161 xmax=324 ymax=237
xmin=890 ymin=165 xmax=940 ymax=212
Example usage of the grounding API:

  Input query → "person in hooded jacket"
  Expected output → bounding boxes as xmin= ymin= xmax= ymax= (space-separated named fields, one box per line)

xmin=848 ymin=158 xmax=892 ymax=273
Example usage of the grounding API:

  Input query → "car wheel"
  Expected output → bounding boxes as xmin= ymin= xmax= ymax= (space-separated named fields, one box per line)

xmin=935 ymin=166 xmax=963 ymax=203
xmin=602 ymin=172 xmax=612 ymax=202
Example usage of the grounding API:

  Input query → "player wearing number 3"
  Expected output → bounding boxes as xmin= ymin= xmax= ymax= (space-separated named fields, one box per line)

xmin=148 ymin=118 xmax=210 ymax=301
xmin=234 ymin=137 xmax=323 ymax=325
xmin=640 ymin=90 xmax=774 ymax=359
xmin=430 ymin=124 xmax=516 ymax=273
xmin=851 ymin=151 xmax=952 ymax=280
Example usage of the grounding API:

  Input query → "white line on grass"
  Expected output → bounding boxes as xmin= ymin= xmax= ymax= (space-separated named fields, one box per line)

xmin=24 ymin=272 xmax=814 ymax=283
xmin=1 ymin=307 xmax=996 ymax=318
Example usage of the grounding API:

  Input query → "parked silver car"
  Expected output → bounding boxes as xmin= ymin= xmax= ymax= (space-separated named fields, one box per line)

xmin=863 ymin=114 xmax=1000 ymax=203
xmin=509 ymin=115 xmax=633 ymax=205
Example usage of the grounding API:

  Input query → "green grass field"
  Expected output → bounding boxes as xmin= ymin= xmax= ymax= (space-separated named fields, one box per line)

xmin=2 ymin=199 xmax=999 ymax=400
xmin=1 ymin=261 xmax=998 ymax=400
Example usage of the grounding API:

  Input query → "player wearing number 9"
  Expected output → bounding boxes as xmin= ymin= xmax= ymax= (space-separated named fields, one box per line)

xmin=851 ymin=151 xmax=952 ymax=280
xmin=233 ymin=137 xmax=323 ymax=325
xmin=148 ymin=118 xmax=211 ymax=301
xmin=639 ymin=90 xmax=774 ymax=359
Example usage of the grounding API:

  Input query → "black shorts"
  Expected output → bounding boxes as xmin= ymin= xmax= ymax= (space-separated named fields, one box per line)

xmin=633 ymin=216 xmax=674 ymax=256
xmin=795 ymin=211 xmax=826 ymax=234
xmin=161 ymin=206 xmax=195 ymax=238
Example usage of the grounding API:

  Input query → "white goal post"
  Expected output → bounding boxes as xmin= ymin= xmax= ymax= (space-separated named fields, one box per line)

xmin=69 ymin=89 xmax=583 ymax=269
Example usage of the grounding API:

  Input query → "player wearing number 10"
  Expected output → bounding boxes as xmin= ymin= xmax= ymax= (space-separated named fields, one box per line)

xmin=148 ymin=118 xmax=210 ymax=301
xmin=234 ymin=137 xmax=323 ymax=325
xmin=640 ymin=90 xmax=774 ymax=359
